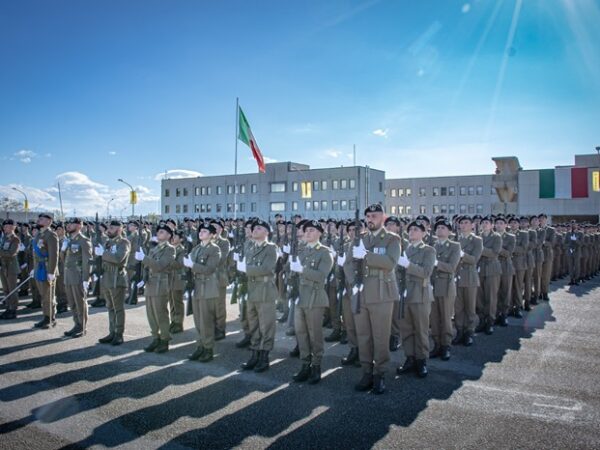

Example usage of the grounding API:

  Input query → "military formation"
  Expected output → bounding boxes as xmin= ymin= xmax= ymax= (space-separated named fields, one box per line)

xmin=1 ymin=209 xmax=599 ymax=394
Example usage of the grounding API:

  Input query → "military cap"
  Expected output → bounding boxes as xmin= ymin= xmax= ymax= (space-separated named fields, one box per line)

xmin=303 ymin=219 xmax=324 ymax=233
xmin=415 ymin=214 xmax=431 ymax=224
xmin=38 ymin=213 xmax=52 ymax=220
xmin=384 ymin=216 xmax=401 ymax=226
xmin=21 ymin=222 xmax=30 ymax=228
xmin=538 ymin=213 xmax=547 ymax=219
xmin=407 ymin=220 xmax=426 ymax=232
xmin=297 ymin=219 xmax=309 ymax=229
xmin=434 ymin=218 xmax=452 ymax=231
xmin=519 ymin=216 xmax=530 ymax=222
xmin=2 ymin=219 xmax=15 ymax=226
xmin=99 ymin=223 xmax=108 ymax=230
xmin=494 ymin=215 xmax=507 ymax=223
xmin=458 ymin=215 xmax=473 ymax=223
xmin=166 ymin=218 xmax=177 ymax=227
xmin=244 ymin=218 xmax=256 ymax=227
xmin=183 ymin=217 xmax=190 ymax=222
xmin=109 ymin=220 xmax=123 ymax=227
xmin=198 ymin=223 xmax=217 ymax=234
xmin=210 ymin=219 xmax=225 ymax=229
xmin=251 ymin=219 xmax=271 ymax=232
xmin=472 ymin=214 xmax=483 ymax=221
xmin=481 ymin=215 xmax=493 ymax=223
xmin=364 ymin=203 xmax=383 ymax=215
xmin=128 ymin=220 xmax=139 ymax=227
xmin=173 ymin=230 xmax=185 ymax=239
xmin=508 ymin=216 xmax=520 ymax=224
xmin=156 ymin=224 xmax=174 ymax=236
xmin=68 ymin=217 xmax=82 ymax=225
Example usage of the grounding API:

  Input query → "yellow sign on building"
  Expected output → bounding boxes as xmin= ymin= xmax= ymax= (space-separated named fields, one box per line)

xmin=301 ymin=181 xmax=312 ymax=198
xmin=593 ymin=171 xmax=600 ymax=192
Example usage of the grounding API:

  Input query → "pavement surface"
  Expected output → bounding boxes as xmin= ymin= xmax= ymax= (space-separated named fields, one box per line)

xmin=1 ymin=278 xmax=599 ymax=450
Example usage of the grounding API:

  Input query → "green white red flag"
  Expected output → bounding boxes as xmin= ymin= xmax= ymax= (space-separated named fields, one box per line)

xmin=238 ymin=106 xmax=265 ymax=173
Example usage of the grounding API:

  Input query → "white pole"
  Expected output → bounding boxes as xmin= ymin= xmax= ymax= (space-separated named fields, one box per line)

xmin=234 ymin=97 xmax=239 ymax=220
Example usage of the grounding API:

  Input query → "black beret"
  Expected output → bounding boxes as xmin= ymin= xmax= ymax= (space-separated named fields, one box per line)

xmin=166 ymin=218 xmax=177 ymax=226
xmin=415 ymin=214 xmax=431 ymax=224
xmin=472 ymin=214 xmax=483 ymax=221
xmin=494 ymin=215 xmax=507 ymax=223
xmin=244 ymin=219 xmax=256 ymax=227
xmin=481 ymin=215 xmax=493 ymax=223
xmin=519 ymin=216 xmax=530 ymax=222
xmin=384 ymin=216 xmax=401 ymax=226
xmin=38 ymin=213 xmax=52 ymax=220
xmin=21 ymin=222 xmax=30 ymax=228
xmin=458 ymin=215 xmax=473 ymax=223
xmin=297 ymin=219 xmax=309 ymax=229
xmin=128 ymin=220 xmax=139 ymax=227
xmin=407 ymin=220 xmax=426 ymax=232
xmin=156 ymin=224 xmax=174 ymax=236
xmin=109 ymin=220 xmax=123 ymax=227
xmin=434 ymin=218 xmax=452 ymax=231
xmin=364 ymin=203 xmax=383 ymax=215
xmin=173 ymin=230 xmax=185 ymax=239
xmin=302 ymin=219 xmax=324 ymax=233
xmin=99 ymin=223 xmax=108 ymax=230
xmin=538 ymin=213 xmax=547 ymax=219
xmin=251 ymin=219 xmax=271 ymax=232
xmin=198 ymin=223 xmax=217 ymax=234
xmin=68 ymin=217 xmax=82 ymax=225
xmin=210 ymin=219 xmax=225 ymax=229
xmin=2 ymin=219 xmax=15 ymax=226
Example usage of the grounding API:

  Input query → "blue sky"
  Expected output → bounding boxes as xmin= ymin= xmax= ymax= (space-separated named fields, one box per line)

xmin=1 ymin=0 xmax=599 ymax=216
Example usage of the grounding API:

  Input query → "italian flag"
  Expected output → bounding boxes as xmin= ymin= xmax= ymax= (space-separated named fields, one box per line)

xmin=238 ymin=106 xmax=266 ymax=173
xmin=539 ymin=167 xmax=589 ymax=199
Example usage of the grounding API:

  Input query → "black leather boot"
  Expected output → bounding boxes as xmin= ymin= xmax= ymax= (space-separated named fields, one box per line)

xmin=324 ymin=329 xmax=342 ymax=342
xmin=354 ymin=373 xmax=374 ymax=391
xmin=236 ymin=334 xmax=252 ymax=348
xmin=307 ymin=364 xmax=321 ymax=384
xmin=289 ymin=344 xmax=300 ymax=358
xmin=371 ymin=374 xmax=385 ymax=394
xmin=111 ymin=333 xmax=124 ymax=345
xmin=416 ymin=359 xmax=428 ymax=378
xmin=389 ymin=334 xmax=400 ymax=351
xmin=440 ymin=346 xmax=451 ymax=361
xmin=341 ymin=347 xmax=359 ymax=366
xmin=144 ymin=338 xmax=161 ymax=352
xmin=198 ymin=347 xmax=213 ymax=362
xmin=293 ymin=363 xmax=311 ymax=382
xmin=242 ymin=350 xmax=259 ymax=370
xmin=254 ymin=351 xmax=270 ymax=373
xmin=396 ymin=356 xmax=416 ymax=375
xmin=189 ymin=346 xmax=205 ymax=361
xmin=155 ymin=339 xmax=169 ymax=353
xmin=98 ymin=333 xmax=115 ymax=344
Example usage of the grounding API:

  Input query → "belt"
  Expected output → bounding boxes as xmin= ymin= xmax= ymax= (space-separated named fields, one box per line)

xmin=248 ymin=275 xmax=274 ymax=283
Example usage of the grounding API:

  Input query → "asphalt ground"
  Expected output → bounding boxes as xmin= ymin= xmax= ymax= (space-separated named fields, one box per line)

xmin=1 ymin=277 xmax=599 ymax=450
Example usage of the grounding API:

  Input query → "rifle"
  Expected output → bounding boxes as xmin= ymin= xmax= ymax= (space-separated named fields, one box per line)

xmin=91 ymin=213 xmax=104 ymax=299
xmin=286 ymin=220 xmax=299 ymax=329
xmin=351 ymin=209 xmax=364 ymax=314
xmin=230 ymin=224 xmax=247 ymax=305
xmin=126 ymin=215 xmax=143 ymax=305
xmin=325 ymin=221 xmax=335 ymax=305
xmin=185 ymin=217 xmax=201 ymax=316
xmin=336 ymin=222 xmax=346 ymax=318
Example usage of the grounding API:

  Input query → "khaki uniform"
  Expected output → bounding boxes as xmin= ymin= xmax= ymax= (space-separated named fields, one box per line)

xmin=541 ymin=226 xmax=555 ymax=296
xmin=524 ymin=229 xmax=537 ymax=306
xmin=190 ymin=242 xmax=221 ymax=349
xmin=511 ymin=230 xmax=529 ymax=311
xmin=401 ymin=241 xmax=435 ymax=359
xmin=295 ymin=241 xmax=333 ymax=366
xmin=56 ymin=236 xmax=68 ymax=308
xmin=214 ymin=235 xmax=231 ymax=335
xmin=497 ymin=232 xmax=515 ymax=317
xmin=63 ymin=232 xmax=92 ymax=330
xmin=168 ymin=243 xmax=187 ymax=327
xmin=126 ymin=230 xmax=143 ymax=294
xmin=391 ymin=237 xmax=408 ymax=340
xmin=341 ymin=239 xmax=358 ymax=348
xmin=533 ymin=227 xmax=546 ymax=299
xmin=239 ymin=239 xmax=255 ymax=336
xmin=455 ymin=233 xmax=483 ymax=335
xmin=143 ymin=241 xmax=176 ymax=341
xmin=0 ymin=233 xmax=21 ymax=311
xmin=477 ymin=231 xmax=502 ymax=326
xmin=32 ymin=227 xmax=59 ymax=321
xmin=246 ymin=240 xmax=278 ymax=351
xmin=101 ymin=235 xmax=131 ymax=336
xmin=552 ymin=232 xmax=564 ymax=280
xmin=355 ymin=228 xmax=400 ymax=375
xmin=566 ymin=230 xmax=582 ymax=283
xmin=431 ymin=239 xmax=461 ymax=348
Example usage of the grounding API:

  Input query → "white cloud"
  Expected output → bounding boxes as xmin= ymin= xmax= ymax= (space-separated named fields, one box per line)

xmin=57 ymin=171 xmax=107 ymax=189
xmin=462 ymin=3 xmax=471 ymax=14
xmin=372 ymin=128 xmax=389 ymax=138
xmin=263 ymin=156 xmax=277 ymax=163
xmin=44 ymin=153 xmax=52 ymax=158
xmin=108 ymin=151 xmax=117 ymax=156
xmin=0 ymin=184 xmax=56 ymax=209
xmin=14 ymin=149 xmax=37 ymax=164
xmin=325 ymin=149 xmax=343 ymax=158
xmin=154 ymin=169 xmax=204 ymax=181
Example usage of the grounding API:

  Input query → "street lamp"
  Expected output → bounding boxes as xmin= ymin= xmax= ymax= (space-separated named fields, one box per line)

xmin=11 ymin=187 xmax=28 ymax=222
xmin=117 ymin=178 xmax=135 ymax=217
xmin=596 ymin=147 xmax=600 ymax=224
xmin=106 ymin=197 xmax=115 ymax=218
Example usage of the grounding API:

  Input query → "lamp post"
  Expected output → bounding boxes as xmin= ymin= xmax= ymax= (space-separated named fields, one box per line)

xmin=117 ymin=178 xmax=135 ymax=217
xmin=106 ymin=197 xmax=115 ymax=219
xmin=596 ymin=147 xmax=600 ymax=224
xmin=11 ymin=187 xmax=28 ymax=222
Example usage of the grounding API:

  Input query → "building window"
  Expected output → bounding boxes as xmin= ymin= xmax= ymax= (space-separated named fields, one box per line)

xmin=164 ymin=205 xmax=170 ymax=214
xmin=468 ymin=204 xmax=475 ymax=213
xmin=251 ymin=184 xmax=257 ymax=194
xmin=433 ymin=205 xmax=440 ymax=214
xmin=341 ymin=200 xmax=348 ymax=210
xmin=441 ymin=187 xmax=447 ymax=196
xmin=406 ymin=205 xmax=412 ymax=215
xmin=440 ymin=205 xmax=447 ymax=214
xmin=239 ymin=203 xmax=245 ymax=212
xmin=199 ymin=187 xmax=205 ymax=196
xmin=476 ymin=204 xmax=483 ymax=214
xmin=183 ymin=204 xmax=188 ymax=213
xmin=216 ymin=204 xmax=222 ymax=213
xmin=227 ymin=185 xmax=234 ymax=195
xmin=321 ymin=200 xmax=328 ymax=211
xmin=270 ymin=182 xmax=286 ymax=193
xmin=165 ymin=188 xmax=170 ymax=197
xmin=332 ymin=200 xmax=339 ymax=211
xmin=468 ymin=186 xmax=475 ymax=196
xmin=476 ymin=185 xmax=483 ymax=196
xmin=292 ymin=201 xmax=298 ymax=211
xmin=399 ymin=206 xmax=405 ymax=215
xmin=398 ymin=188 xmax=405 ymax=197
xmin=460 ymin=186 xmax=467 ymax=196
xmin=341 ymin=179 xmax=348 ymax=189
xmin=419 ymin=187 xmax=426 ymax=197
xmin=194 ymin=204 xmax=200 ymax=213
xmin=175 ymin=204 xmax=181 ymax=214
xmin=175 ymin=188 xmax=181 ymax=197
xmin=332 ymin=180 xmax=339 ymax=190
xmin=206 ymin=204 xmax=212 ymax=213
xmin=349 ymin=179 xmax=356 ymax=189
xmin=391 ymin=206 xmax=397 ymax=214
xmin=420 ymin=205 xmax=426 ymax=214
xmin=251 ymin=202 xmax=257 ymax=212
xmin=459 ymin=204 xmax=467 ymax=213
xmin=391 ymin=189 xmax=397 ymax=197
xmin=200 ymin=204 xmax=206 ymax=213
xmin=207 ymin=186 xmax=212 ymax=195
xmin=305 ymin=201 xmax=312 ymax=210
xmin=313 ymin=200 xmax=319 ymax=211
xmin=449 ymin=186 xmax=455 ymax=196
xmin=292 ymin=182 xmax=298 ymax=192
xmin=406 ymin=188 xmax=412 ymax=197
xmin=216 ymin=186 xmax=223 ymax=195
xmin=349 ymin=199 xmax=356 ymax=210
xmin=379 ymin=182 xmax=383 ymax=192
xmin=312 ymin=181 xmax=319 ymax=192
xmin=194 ymin=187 xmax=200 ymax=196
xmin=321 ymin=180 xmax=327 ymax=190
xmin=433 ymin=187 xmax=440 ymax=197
xmin=449 ymin=204 xmax=456 ymax=215
xmin=183 ymin=188 xmax=188 ymax=196
xmin=240 ymin=184 xmax=246 ymax=194
xmin=227 ymin=203 xmax=233 ymax=213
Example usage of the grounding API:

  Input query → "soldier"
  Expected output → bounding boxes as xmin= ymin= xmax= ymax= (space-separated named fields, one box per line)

xmin=530 ymin=216 xmax=545 ymax=302
xmin=552 ymin=225 xmax=564 ymax=281
xmin=135 ymin=225 xmax=176 ymax=353
xmin=453 ymin=215 xmax=483 ymax=346
xmin=566 ymin=222 xmax=583 ymax=284
xmin=237 ymin=219 xmax=278 ymax=373
xmin=509 ymin=216 xmax=528 ymax=318
xmin=476 ymin=215 xmax=502 ymax=335
xmin=539 ymin=213 xmax=555 ymax=300
xmin=210 ymin=219 xmax=231 ymax=341
xmin=338 ymin=221 xmax=360 ymax=367
xmin=125 ymin=220 xmax=143 ymax=301
xmin=17 ymin=222 xmax=31 ymax=298
xmin=62 ymin=218 xmax=92 ymax=337
xmin=522 ymin=216 xmax=536 ymax=309
xmin=323 ymin=220 xmax=342 ymax=342
xmin=495 ymin=216 xmax=515 ymax=326
xmin=289 ymin=220 xmax=333 ymax=385
xmin=55 ymin=223 xmax=69 ymax=314
xmin=234 ymin=219 xmax=256 ymax=348
xmin=396 ymin=220 xmax=436 ymax=377
xmin=32 ymin=213 xmax=59 ymax=329
xmin=0 ymin=219 xmax=21 ymax=320
xmin=95 ymin=220 xmax=131 ymax=345
xmin=184 ymin=223 xmax=221 ymax=362
xmin=428 ymin=217 xmax=461 ymax=361
xmin=168 ymin=230 xmax=187 ymax=334
xmin=352 ymin=204 xmax=401 ymax=394
xmin=384 ymin=216 xmax=407 ymax=352
xmin=25 ymin=224 xmax=43 ymax=310
xmin=274 ymin=219 xmax=289 ymax=323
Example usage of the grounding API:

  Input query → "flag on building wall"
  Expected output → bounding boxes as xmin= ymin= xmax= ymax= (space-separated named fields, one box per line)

xmin=238 ymin=106 xmax=266 ymax=173
xmin=539 ymin=167 xmax=589 ymax=199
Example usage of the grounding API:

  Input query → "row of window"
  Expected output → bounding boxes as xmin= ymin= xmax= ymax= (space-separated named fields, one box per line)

xmin=389 ymin=185 xmax=494 ymax=198
xmin=165 ymin=199 xmax=359 ymax=215
xmin=388 ymin=204 xmax=485 ymax=215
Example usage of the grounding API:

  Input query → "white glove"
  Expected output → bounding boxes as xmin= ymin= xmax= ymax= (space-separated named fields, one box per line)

xmin=460 ymin=250 xmax=465 ymax=258
xmin=18 ymin=243 xmax=25 ymax=252
xmin=337 ymin=254 xmax=346 ymax=267
xmin=134 ymin=249 xmax=145 ymax=261
xmin=20 ymin=263 xmax=28 ymax=270
xmin=290 ymin=259 xmax=303 ymax=273
xmin=183 ymin=256 xmax=193 ymax=268
xmin=233 ymin=252 xmax=240 ymax=262
xmin=47 ymin=274 xmax=56 ymax=282
xmin=330 ymin=249 xmax=337 ymax=259
xmin=434 ymin=259 xmax=438 ymax=267
xmin=228 ymin=231 xmax=234 ymax=238
xmin=352 ymin=240 xmax=367 ymax=259
xmin=94 ymin=245 xmax=104 ymax=256
xmin=186 ymin=235 xmax=193 ymax=243
xmin=570 ymin=235 xmax=577 ymax=241
xmin=151 ymin=236 xmax=158 ymax=242
xmin=83 ymin=281 xmax=89 ymax=292
xmin=92 ymin=273 xmax=98 ymax=282
xmin=29 ymin=269 xmax=34 ymax=278
xmin=61 ymin=240 xmax=69 ymax=252
xmin=397 ymin=253 xmax=409 ymax=268
xmin=282 ymin=244 xmax=290 ymax=254
xmin=236 ymin=259 xmax=247 ymax=273
xmin=276 ymin=249 xmax=283 ymax=259
xmin=137 ymin=280 xmax=145 ymax=289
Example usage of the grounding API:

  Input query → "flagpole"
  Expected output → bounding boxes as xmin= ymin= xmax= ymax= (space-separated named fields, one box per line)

xmin=234 ymin=97 xmax=239 ymax=220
